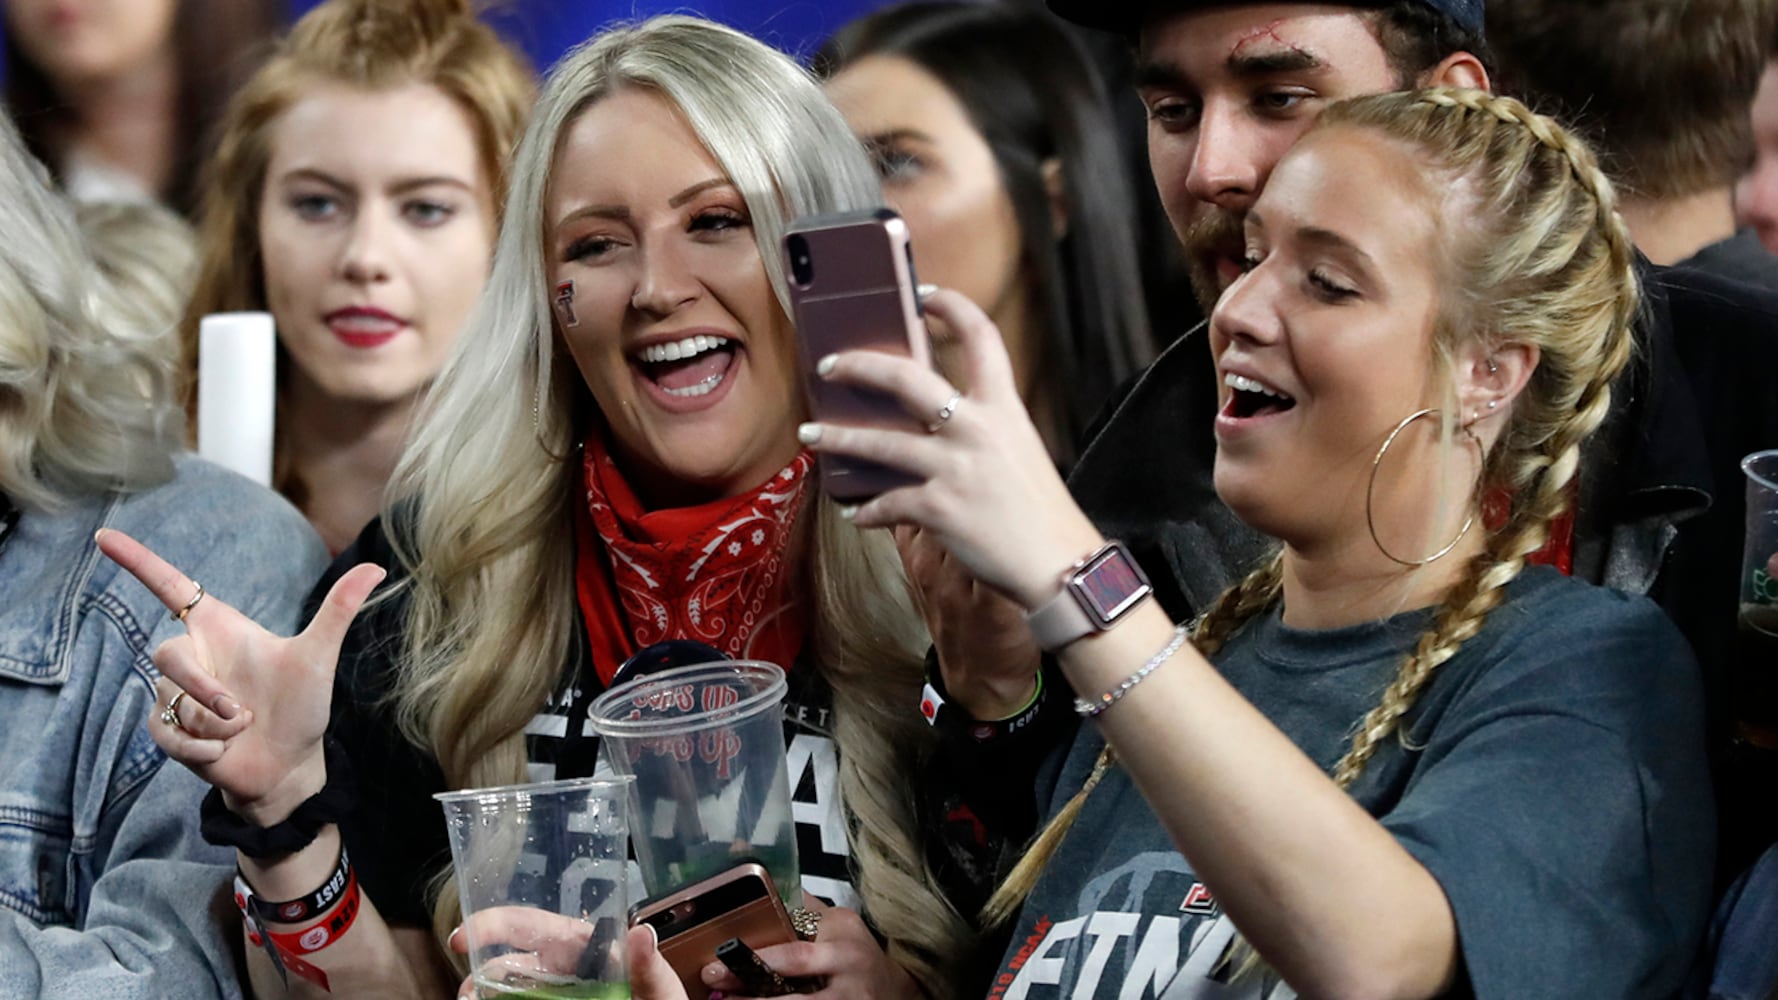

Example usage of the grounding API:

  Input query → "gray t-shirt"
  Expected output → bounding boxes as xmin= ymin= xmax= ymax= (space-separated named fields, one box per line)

xmin=990 ymin=568 xmax=1713 ymax=1000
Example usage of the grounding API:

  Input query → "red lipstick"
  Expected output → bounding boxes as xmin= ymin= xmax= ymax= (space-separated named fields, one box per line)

xmin=325 ymin=306 xmax=407 ymax=349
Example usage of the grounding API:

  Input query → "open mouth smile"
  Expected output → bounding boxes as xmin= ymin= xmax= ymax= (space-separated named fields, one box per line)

xmin=633 ymin=333 xmax=738 ymax=399
xmin=1221 ymin=371 xmax=1298 ymax=420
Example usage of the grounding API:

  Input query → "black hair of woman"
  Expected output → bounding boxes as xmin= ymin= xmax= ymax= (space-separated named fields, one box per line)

xmin=815 ymin=1 xmax=1153 ymax=466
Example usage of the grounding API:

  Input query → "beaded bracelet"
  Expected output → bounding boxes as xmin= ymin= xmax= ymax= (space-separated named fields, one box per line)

xmin=1073 ymin=623 xmax=1190 ymax=718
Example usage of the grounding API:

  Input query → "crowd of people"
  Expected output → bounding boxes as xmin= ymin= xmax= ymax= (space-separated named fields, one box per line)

xmin=2 ymin=0 xmax=1776 ymax=998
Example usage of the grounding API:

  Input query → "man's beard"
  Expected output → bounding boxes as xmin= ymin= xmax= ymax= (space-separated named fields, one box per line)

xmin=1181 ymin=206 xmax=1246 ymax=316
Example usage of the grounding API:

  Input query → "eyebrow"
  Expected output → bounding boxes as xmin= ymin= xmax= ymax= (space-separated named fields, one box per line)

xmin=668 ymin=177 xmax=730 ymax=208
xmin=1299 ymin=226 xmax=1378 ymax=270
xmin=863 ymin=127 xmax=937 ymax=147
xmin=276 ymin=167 xmax=476 ymax=195
xmin=1229 ymin=47 xmax=1325 ymax=76
xmin=1134 ymin=45 xmax=1327 ymax=90
xmin=1248 ymin=211 xmax=1380 ymax=272
xmin=1134 ymin=59 xmax=1189 ymax=91
xmin=556 ymin=177 xmax=733 ymax=227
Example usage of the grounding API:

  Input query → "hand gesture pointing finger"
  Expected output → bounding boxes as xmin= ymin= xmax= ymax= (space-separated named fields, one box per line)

xmin=97 ymin=528 xmax=385 ymax=824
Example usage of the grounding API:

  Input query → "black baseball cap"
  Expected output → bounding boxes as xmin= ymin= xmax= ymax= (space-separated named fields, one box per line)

xmin=1046 ymin=0 xmax=1484 ymax=38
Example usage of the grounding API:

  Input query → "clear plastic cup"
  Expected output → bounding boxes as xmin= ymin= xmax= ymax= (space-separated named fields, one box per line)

xmin=588 ymin=662 xmax=800 ymax=908
xmin=1743 ymin=450 xmax=1778 ymax=625
xmin=435 ymin=777 xmax=633 ymax=999
xmin=1738 ymin=451 xmax=1778 ymax=748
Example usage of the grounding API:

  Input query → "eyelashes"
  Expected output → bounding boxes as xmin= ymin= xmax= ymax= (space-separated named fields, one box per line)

xmin=561 ymin=208 xmax=751 ymax=264
xmin=1238 ymin=249 xmax=1360 ymax=301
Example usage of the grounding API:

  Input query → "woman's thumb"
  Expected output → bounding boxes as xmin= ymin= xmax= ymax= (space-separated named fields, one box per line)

xmin=626 ymin=924 xmax=689 ymax=1000
xmin=299 ymin=563 xmax=386 ymax=655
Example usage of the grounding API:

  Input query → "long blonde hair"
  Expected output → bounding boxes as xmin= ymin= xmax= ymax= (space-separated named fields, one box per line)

xmin=982 ymin=89 xmax=1641 ymax=943
xmin=384 ymin=16 xmax=972 ymax=992
xmin=0 ymin=118 xmax=184 ymax=510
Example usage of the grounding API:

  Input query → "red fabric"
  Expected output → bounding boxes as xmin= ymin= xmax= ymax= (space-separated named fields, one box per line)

xmin=573 ymin=437 xmax=814 ymax=685
xmin=1482 ymin=482 xmax=1577 ymax=575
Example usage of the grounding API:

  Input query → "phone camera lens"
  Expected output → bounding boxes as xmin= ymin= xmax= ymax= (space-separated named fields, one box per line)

xmin=788 ymin=234 xmax=814 ymax=287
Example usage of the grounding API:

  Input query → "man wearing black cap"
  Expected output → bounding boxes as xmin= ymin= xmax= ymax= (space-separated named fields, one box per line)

xmin=1053 ymin=0 xmax=1487 ymax=310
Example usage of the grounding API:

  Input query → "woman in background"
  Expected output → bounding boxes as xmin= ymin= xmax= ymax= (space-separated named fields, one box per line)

xmin=817 ymin=1 xmax=1151 ymax=467
xmin=181 ymin=0 xmax=533 ymax=553
xmin=3 ymin=0 xmax=282 ymax=214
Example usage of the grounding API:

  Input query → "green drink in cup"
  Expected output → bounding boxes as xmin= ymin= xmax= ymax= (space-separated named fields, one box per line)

xmin=588 ymin=662 xmax=802 ymax=909
xmin=435 ymin=777 xmax=633 ymax=1000
xmin=476 ymin=986 xmax=629 ymax=999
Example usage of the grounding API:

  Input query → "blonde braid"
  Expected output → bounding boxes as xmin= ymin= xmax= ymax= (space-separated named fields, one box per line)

xmin=1324 ymin=88 xmax=1639 ymax=790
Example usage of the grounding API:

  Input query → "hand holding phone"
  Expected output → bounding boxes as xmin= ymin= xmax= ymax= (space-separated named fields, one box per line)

xmin=629 ymin=862 xmax=796 ymax=1000
xmin=784 ymin=208 xmax=932 ymax=503
xmin=714 ymin=938 xmax=822 ymax=996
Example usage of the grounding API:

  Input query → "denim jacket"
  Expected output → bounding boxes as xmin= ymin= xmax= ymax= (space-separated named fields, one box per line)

xmin=0 ymin=455 xmax=326 ymax=999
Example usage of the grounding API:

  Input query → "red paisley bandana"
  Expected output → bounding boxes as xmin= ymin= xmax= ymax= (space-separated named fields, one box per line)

xmin=573 ymin=437 xmax=813 ymax=685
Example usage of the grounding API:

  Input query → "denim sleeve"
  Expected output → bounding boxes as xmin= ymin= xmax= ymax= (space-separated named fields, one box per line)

xmin=0 ymin=763 xmax=242 ymax=1000
xmin=0 ymin=612 xmax=241 ymax=1000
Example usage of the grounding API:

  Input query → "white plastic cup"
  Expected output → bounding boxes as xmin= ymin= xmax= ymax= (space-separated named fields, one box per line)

xmin=196 ymin=311 xmax=276 ymax=486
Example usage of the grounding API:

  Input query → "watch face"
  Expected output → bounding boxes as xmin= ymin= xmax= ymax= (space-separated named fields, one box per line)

xmin=1073 ymin=544 xmax=1152 ymax=625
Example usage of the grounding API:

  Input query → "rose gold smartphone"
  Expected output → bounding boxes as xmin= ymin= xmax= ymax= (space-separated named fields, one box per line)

xmin=784 ymin=208 xmax=933 ymax=503
xmin=629 ymin=862 xmax=796 ymax=1000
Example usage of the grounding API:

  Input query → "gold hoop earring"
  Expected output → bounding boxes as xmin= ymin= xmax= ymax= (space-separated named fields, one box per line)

xmin=1366 ymin=408 xmax=1482 ymax=567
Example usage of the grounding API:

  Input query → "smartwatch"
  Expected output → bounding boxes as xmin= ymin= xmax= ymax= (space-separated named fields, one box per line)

xmin=1024 ymin=540 xmax=1152 ymax=651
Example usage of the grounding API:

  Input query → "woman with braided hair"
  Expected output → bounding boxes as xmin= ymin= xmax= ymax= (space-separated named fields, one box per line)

xmin=794 ymin=88 xmax=1715 ymax=999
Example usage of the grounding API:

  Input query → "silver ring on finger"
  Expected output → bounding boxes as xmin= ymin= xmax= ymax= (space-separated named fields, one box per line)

xmin=160 ymin=691 xmax=189 ymax=732
xmin=790 ymin=906 xmax=821 ymax=941
xmin=925 ymin=391 xmax=964 ymax=434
